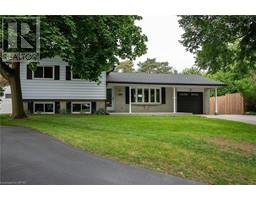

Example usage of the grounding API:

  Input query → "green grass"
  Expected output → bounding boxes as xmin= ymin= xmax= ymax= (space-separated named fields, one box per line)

xmin=1 ymin=114 xmax=256 ymax=184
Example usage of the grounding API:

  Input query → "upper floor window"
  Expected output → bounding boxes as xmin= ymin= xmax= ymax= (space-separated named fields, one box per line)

xmin=33 ymin=66 xmax=54 ymax=79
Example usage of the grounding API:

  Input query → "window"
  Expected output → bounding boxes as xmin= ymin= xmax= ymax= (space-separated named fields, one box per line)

xmin=33 ymin=66 xmax=54 ymax=79
xmin=144 ymin=89 xmax=149 ymax=103
xmin=150 ymin=89 xmax=155 ymax=103
xmin=44 ymin=67 xmax=53 ymax=78
xmin=35 ymin=103 xmax=44 ymax=113
xmin=71 ymin=102 xmax=91 ymax=114
xmin=131 ymin=88 xmax=136 ymax=103
xmin=34 ymin=102 xmax=54 ymax=114
xmin=191 ymin=93 xmax=199 ymax=96
xmin=137 ymin=89 xmax=143 ymax=102
xmin=34 ymin=67 xmax=43 ymax=78
xmin=131 ymin=88 xmax=161 ymax=104
xmin=5 ymin=94 xmax=11 ymax=99
xmin=81 ymin=103 xmax=91 ymax=113
xmin=179 ymin=92 xmax=189 ymax=96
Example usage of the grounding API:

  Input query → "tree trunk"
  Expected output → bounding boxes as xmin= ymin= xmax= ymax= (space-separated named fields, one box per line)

xmin=9 ymin=62 xmax=27 ymax=119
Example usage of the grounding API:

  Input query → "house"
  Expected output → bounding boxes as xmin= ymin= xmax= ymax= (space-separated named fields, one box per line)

xmin=18 ymin=57 xmax=224 ymax=114
xmin=0 ymin=86 xmax=12 ymax=114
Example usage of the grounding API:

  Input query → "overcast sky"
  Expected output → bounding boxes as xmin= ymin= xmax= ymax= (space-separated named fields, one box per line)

xmin=135 ymin=15 xmax=195 ymax=72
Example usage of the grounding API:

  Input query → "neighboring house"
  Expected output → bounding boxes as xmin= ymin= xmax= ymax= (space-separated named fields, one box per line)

xmin=0 ymin=86 xmax=12 ymax=114
xmin=17 ymin=57 xmax=223 ymax=114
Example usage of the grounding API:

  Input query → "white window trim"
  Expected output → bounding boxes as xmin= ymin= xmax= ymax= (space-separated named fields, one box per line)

xmin=33 ymin=102 xmax=55 ymax=114
xmin=71 ymin=102 xmax=91 ymax=114
xmin=32 ymin=66 xmax=55 ymax=80
xmin=131 ymin=87 xmax=161 ymax=105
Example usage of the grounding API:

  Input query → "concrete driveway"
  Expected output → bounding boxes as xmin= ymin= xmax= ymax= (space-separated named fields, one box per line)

xmin=0 ymin=126 xmax=199 ymax=185
xmin=204 ymin=114 xmax=256 ymax=125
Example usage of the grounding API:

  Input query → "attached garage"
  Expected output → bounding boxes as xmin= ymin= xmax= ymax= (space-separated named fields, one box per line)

xmin=177 ymin=92 xmax=203 ymax=114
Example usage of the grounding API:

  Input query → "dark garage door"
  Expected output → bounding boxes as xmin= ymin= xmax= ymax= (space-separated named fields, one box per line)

xmin=177 ymin=92 xmax=203 ymax=114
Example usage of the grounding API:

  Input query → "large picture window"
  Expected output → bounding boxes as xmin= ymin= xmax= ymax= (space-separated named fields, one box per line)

xmin=131 ymin=88 xmax=161 ymax=104
xmin=34 ymin=102 xmax=55 ymax=114
xmin=71 ymin=102 xmax=91 ymax=114
xmin=33 ymin=66 xmax=54 ymax=79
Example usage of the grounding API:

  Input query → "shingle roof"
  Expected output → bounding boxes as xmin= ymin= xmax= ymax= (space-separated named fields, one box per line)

xmin=107 ymin=72 xmax=224 ymax=86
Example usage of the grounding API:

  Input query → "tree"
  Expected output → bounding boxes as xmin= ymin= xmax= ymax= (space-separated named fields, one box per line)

xmin=178 ymin=16 xmax=256 ymax=73
xmin=138 ymin=58 xmax=177 ymax=74
xmin=0 ymin=74 xmax=8 ymax=87
xmin=115 ymin=60 xmax=135 ymax=72
xmin=0 ymin=16 xmax=147 ymax=118
xmin=207 ymin=70 xmax=239 ymax=96
xmin=235 ymin=72 xmax=256 ymax=111
xmin=0 ymin=74 xmax=8 ymax=97
xmin=182 ymin=66 xmax=203 ymax=75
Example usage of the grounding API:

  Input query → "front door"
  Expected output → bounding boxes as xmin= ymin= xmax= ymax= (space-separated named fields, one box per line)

xmin=106 ymin=88 xmax=114 ymax=111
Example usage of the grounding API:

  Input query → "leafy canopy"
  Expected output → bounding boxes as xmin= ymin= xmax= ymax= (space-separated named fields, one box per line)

xmin=182 ymin=66 xmax=203 ymax=76
xmin=178 ymin=16 xmax=256 ymax=74
xmin=1 ymin=16 xmax=148 ymax=81
xmin=138 ymin=58 xmax=177 ymax=74
xmin=115 ymin=60 xmax=135 ymax=72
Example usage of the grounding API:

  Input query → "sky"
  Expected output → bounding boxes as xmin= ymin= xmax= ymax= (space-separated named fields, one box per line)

xmin=135 ymin=15 xmax=195 ymax=72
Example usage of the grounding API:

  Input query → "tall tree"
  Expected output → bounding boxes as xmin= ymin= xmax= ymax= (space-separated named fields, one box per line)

xmin=178 ymin=16 xmax=256 ymax=73
xmin=115 ymin=60 xmax=135 ymax=72
xmin=0 ymin=16 xmax=147 ymax=118
xmin=138 ymin=58 xmax=177 ymax=74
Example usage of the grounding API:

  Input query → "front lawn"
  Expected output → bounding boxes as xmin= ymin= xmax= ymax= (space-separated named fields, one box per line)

xmin=1 ymin=114 xmax=255 ymax=184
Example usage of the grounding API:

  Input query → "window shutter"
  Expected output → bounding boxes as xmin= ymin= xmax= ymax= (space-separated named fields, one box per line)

xmin=161 ymin=87 xmax=166 ymax=104
xmin=125 ymin=87 xmax=129 ymax=104
xmin=54 ymin=66 xmax=60 ymax=80
xmin=55 ymin=101 xmax=60 ymax=113
xmin=66 ymin=66 xmax=71 ymax=80
xmin=28 ymin=101 xmax=33 ymax=113
xmin=66 ymin=101 xmax=71 ymax=113
xmin=27 ymin=66 xmax=32 ymax=79
xmin=91 ymin=102 xmax=96 ymax=114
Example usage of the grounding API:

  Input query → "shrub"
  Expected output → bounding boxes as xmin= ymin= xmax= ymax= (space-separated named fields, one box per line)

xmin=95 ymin=108 xmax=109 ymax=115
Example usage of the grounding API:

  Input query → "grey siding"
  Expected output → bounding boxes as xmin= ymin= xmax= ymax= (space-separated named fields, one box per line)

xmin=113 ymin=86 xmax=173 ymax=113
xmin=20 ymin=57 xmax=106 ymax=100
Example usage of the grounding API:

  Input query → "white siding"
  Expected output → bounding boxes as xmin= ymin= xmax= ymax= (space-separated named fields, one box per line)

xmin=20 ymin=57 xmax=106 ymax=100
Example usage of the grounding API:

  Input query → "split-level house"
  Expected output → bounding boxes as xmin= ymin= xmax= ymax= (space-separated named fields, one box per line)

xmin=19 ymin=57 xmax=224 ymax=114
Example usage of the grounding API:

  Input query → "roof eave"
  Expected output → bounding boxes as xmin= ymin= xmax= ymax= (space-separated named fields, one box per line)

xmin=106 ymin=81 xmax=226 ymax=87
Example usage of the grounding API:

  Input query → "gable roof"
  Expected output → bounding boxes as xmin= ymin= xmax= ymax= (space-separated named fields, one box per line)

xmin=107 ymin=72 xmax=224 ymax=86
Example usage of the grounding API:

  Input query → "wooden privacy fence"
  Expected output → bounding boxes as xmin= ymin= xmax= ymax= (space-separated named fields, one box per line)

xmin=210 ymin=93 xmax=244 ymax=114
